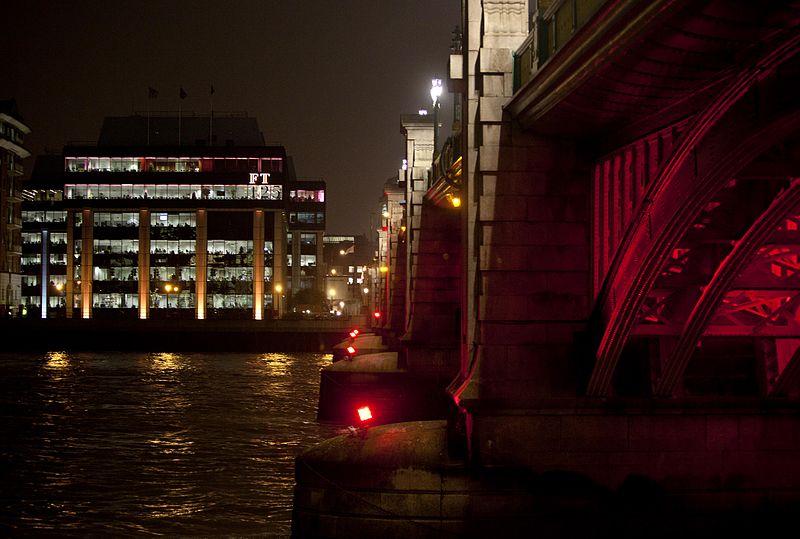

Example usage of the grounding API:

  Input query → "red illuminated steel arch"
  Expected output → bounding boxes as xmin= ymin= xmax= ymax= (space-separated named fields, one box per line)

xmin=655 ymin=178 xmax=800 ymax=396
xmin=769 ymin=342 xmax=800 ymax=397
xmin=588 ymin=30 xmax=800 ymax=396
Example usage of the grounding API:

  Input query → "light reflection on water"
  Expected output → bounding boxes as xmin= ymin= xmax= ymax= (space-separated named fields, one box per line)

xmin=0 ymin=351 xmax=339 ymax=537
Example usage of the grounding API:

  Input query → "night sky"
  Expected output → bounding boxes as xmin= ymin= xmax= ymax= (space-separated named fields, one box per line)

xmin=5 ymin=1 xmax=461 ymax=236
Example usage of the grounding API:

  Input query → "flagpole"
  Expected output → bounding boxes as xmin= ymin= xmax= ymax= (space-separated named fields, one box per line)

xmin=147 ymin=87 xmax=151 ymax=146
xmin=178 ymin=96 xmax=182 ymax=146
xmin=209 ymin=85 xmax=214 ymax=146
xmin=147 ymin=87 xmax=159 ymax=145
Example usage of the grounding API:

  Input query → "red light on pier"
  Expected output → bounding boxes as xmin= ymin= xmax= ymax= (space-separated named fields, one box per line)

xmin=346 ymin=345 xmax=356 ymax=355
xmin=357 ymin=406 xmax=373 ymax=422
xmin=373 ymin=311 xmax=381 ymax=319
xmin=349 ymin=329 xmax=360 ymax=338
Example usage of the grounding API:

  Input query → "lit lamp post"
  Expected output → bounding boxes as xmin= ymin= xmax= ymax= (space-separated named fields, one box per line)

xmin=55 ymin=282 xmax=64 ymax=309
xmin=274 ymin=283 xmax=283 ymax=318
xmin=430 ymin=78 xmax=443 ymax=165
xmin=328 ymin=288 xmax=336 ymax=313
xmin=164 ymin=283 xmax=179 ymax=308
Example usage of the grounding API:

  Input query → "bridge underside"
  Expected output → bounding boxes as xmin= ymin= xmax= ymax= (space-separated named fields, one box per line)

xmin=457 ymin=0 xmax=800 ymax=513
xmin=509 ymin=0 xmax=800 ymax=399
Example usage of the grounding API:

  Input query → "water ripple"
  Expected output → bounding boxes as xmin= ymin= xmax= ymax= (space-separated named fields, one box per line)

xmin=0 ymin=351 xmax=339 ymax=537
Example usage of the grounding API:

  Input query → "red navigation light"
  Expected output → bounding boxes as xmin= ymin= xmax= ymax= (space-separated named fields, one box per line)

xmin=357 ymin=406 xmax=373 ymax=423
xmin=346 ymin=345 xmax=356 ymax=355
xmin=349 ymin=329 xmax=360 ymax=338
xmin=373 ymin=311 xmax=382 ymax=319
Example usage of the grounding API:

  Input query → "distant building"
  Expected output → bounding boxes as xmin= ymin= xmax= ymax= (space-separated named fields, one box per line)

xmin=0 ymin=99 xmax=31 ymax=317
xmin=21 ymin=112 xmax=325 ymax=320
xmin=322 ymin=234 xmax=374 ymax=316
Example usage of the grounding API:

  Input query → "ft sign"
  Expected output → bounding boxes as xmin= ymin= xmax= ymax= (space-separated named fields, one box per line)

xmin=249 ymin=173 xmax=271 ymax=185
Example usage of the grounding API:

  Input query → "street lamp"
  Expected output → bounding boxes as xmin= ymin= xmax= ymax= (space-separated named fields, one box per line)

xmin=273 ymin=283 xmax=283 ymax=318
xmin=430 ymin=78 xmax=443 ymax=165
xmin=164 ymin=283 xmax=179 ymax=308
xmin=328 ymin=288 xmax=336 ymax=314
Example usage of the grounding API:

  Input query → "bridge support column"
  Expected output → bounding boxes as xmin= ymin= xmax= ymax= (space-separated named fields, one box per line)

xmin=457 ymin=0 xmax=590 ymax=415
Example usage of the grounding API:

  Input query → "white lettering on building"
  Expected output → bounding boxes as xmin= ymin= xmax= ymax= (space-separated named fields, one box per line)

xmin=249 ymin=173 xmax=271 ymax=185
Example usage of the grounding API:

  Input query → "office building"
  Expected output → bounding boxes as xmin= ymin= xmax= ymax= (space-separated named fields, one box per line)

xmin=22 ymin=112 xmax=325 ymax=319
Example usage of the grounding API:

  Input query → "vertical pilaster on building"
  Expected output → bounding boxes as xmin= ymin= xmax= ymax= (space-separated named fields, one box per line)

xmin=273 ymin=211 xmax=286 ymax=317
xmin=138 ymin=209 xmax=150 ymax=319
xmin=253 ymin=209 xmax=265 ymax=320
xmin=40 ymin=229 xmax=49 ymax=319
xmin=315 ymin=230 xmax=324 ymax=293
xmin=195 ymin=209 xmax=207 ymax=319
xmin=65 ymin=211 xmax=74 ymax=319
xmin=291 ymin=230 xmax=301 ymax=295
xmin=81 ymin=209 xmax=93 ymax=319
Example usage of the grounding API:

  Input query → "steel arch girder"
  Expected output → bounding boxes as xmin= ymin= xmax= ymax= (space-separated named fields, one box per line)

xmin=655 ymin=178 xmax=800 ymax=396
xmin=588 ymin=31 xmax=800 ymax=396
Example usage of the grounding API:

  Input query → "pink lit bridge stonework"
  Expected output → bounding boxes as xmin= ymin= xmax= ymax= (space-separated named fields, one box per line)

xmin=295 ymin=1 xmax=800 ymax=537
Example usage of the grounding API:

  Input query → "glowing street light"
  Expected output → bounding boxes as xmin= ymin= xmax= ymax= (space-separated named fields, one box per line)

xmin=273 ymin=283 xmax=283 ymax=318
xmin=430 ymin=78 xmax=443 ymax=104
xmin=431 ymin=78 xmax=443 ymax=165
xmin=448 ymin=193 xmax=462 ymax=208
xmin=163 ymin=283 xmax=180 ymax=308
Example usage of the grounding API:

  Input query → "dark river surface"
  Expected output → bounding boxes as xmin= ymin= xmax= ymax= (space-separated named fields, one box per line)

xmin=0 ymin=351 xmax=341 ymax=538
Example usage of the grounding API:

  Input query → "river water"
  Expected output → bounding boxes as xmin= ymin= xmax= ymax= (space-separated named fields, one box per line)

xmin=0 ymin=351 xmax=341 ymax=538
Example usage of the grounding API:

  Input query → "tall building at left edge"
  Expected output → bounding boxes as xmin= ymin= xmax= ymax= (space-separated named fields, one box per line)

xmin=20 ymin=112 xmax=326 ymax=320
xmin=0 ymin=99 xmax=31 ymax=318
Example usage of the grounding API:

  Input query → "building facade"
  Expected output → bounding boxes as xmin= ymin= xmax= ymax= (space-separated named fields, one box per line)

xmin=0 ymin=99 xmax=31 ymax=317
xmin=21 ymin=113 xmax=325 ymax=320
xmin=322 ymin=234 xmax=374 ymax=317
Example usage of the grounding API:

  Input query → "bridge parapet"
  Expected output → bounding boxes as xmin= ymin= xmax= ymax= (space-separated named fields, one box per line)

xmin=514 ymin=0 xmax=609 ymax=91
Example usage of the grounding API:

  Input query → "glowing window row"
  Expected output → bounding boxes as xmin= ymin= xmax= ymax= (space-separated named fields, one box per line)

xmin=22 ymin=292 xmax=278 ymax=310
xmin=22 ymin=210 xmax=67 ymax=223
xmin=65 ymin=184 xmax=283 ymax=201
xmin=289 ymin=189 xmax=325 ymax=202
xmin=64 ymin=157 xmax=283 ymax=174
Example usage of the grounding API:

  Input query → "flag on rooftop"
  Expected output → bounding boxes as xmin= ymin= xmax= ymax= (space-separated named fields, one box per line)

xmin=179 ymin=87 xmax=187 ymax=99
xmin=148 ymin=87 xmax=158 ymax=99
